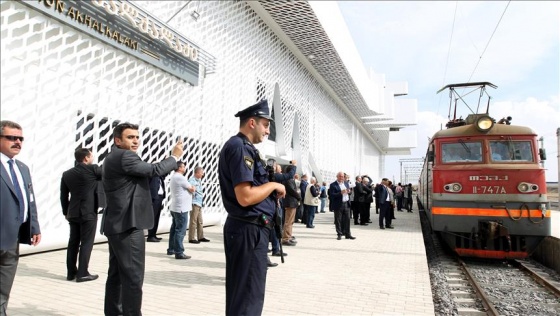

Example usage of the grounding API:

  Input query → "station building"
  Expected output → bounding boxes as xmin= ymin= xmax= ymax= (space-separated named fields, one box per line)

xmin=0 ymin=0 xmax=417 ymax=253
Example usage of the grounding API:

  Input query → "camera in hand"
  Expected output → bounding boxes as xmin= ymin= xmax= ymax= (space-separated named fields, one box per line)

xmin=265 ymin=158 xmax=275 ymax=182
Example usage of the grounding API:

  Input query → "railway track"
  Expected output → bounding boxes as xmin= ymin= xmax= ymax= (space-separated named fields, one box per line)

xmin=439 ymin=255 xmax=560 ymax=315
xmin=422 ymin=210 xmax=560 ymax=315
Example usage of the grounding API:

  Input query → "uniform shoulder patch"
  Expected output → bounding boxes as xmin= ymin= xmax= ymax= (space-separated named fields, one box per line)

xmin=244 ymin=156 xmax=254 ymax=170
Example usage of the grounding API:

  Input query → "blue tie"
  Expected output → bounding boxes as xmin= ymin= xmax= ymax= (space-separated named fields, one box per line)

xmin=8 ymin=159 xmax=25 ymax=223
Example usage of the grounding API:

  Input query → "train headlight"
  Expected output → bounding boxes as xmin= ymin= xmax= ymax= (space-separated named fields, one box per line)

xmin=475 ymin=115 xmax=494 ymax=132
xmin=517 ymin=182 xmax=539 ymax=193
xmin=444 ymin=183 xmax=462 ymax=193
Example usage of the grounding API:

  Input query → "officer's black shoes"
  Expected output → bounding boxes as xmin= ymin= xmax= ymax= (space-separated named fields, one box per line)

xmin=199 ymin=238 xmax=211 ymax=242
xmin=155 ymin=237 xmax=163 ymax=241
xmin=266 ymin=256 xmax=278 ymax=267
xmin=189 ymin=240 xmax=200 ymax=244
xmin=271 ymin=252 xmax=287 ymax=257
xmin=166 ymin=251 xmax=174 ymax=255
xmin=66 ymin=272 xmax=76 ymax=281
xmin=76 ymin=274 xmax=99 ymax=283
xmin=147 ymin=237 xmax=160 ymax=242
xmin=281 ymin=240 xmax=297 ymax=246
xmin=175 ymin=254 xmax=191 ymax=259
xmin=386 ymin=226 xmax=395 ymax=229
xmin=337 ymin=235 xmax=342 ymax=240
xmin=345 ymin=236 xmax=356 ymax=240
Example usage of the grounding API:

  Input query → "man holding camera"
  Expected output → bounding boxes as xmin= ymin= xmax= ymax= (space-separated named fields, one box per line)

xmin=101 ymin=123 xmax=182 ymax=316
xmin=218 ymin=100 xmax=286 ymax=316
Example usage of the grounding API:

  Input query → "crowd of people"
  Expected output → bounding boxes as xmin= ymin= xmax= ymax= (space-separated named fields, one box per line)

xmin=0 ymin=119 xmax=212 ymax=315
xmin=1 ymin=109 xmax=417 ymax=315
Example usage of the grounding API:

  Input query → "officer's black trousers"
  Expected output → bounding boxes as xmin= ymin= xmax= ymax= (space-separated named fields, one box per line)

xmin=223 ymin=217 xmax=269 ymax=316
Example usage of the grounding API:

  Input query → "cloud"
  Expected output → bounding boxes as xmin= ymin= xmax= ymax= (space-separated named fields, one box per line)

xmin=338 ymin=1 xmax=560 ymax=181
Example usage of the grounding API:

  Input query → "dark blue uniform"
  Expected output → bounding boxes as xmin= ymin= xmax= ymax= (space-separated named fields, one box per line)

xmin=219 ymin=131 xmax=275 ymax=316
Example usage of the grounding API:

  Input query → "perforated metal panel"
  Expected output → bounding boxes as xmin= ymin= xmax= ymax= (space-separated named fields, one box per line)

xmin=1 ymin=0 xmax=383 ymax=253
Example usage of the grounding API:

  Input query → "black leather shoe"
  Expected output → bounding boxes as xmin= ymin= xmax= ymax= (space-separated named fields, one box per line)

xmin=175 ymin=254 xmax=191 ymax=259
xmin=199 ymin=238 xmax=210 ymax=242
xmin=189 ymin=240 xmax=200 ymax=244
xmin=354 ymin=222 xmax=359 ymax=225
xmin=306 ymin=225 xmax=315 ymax=228
xmin=345 ymin=236 xmax=356 ymax=240
xmin=337 ymin=235 xmax=342 ymax=240
xmin=271 ymin=252 xmax=287 ymax=257
xmin=66 ymin=273 xmax=76 ymax=281
xmin=76 ymin=274 xmax=99 ymax=283
xmin=167 ymin=251 xmax=174 ymax=256
xmin=146 ymin=237 xmax=160 ymax=242
xmin=380 ymin=226 xmax=385 ymax=229
xmin=386 ymin=226 xmax=395 ymax=229
xmin=282 ymin=241 xmax=296 ymax=246
xmin=360 ymin=223 xmax=369 ymax=226
xmin=155 ymin=237 xmax=163 ymax=240
xmin=267 ymin=261 xmax=278 ymax=268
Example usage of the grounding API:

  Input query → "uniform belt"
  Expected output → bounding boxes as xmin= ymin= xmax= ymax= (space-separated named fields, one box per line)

xmin=228 ymin=215 xmax=274 ymax=229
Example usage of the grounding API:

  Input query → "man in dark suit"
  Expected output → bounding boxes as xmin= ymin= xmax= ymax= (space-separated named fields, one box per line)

xmin=60 ymin=148 xmax=102 ymax=282
xmin=299 ymin=174 xmax=308 ymax=225
xmin=378 ymin=178 xmax=394 ymax=229
xmin=0 ymin=120 xmax=41 ymax=315
xmin=147 ymin=175 xmax=166 ymax=242
xmin=328 ymin=171 xmax=355 ymax=240
xmin=101 ymin=123 xmax=182 ymax=316
xmin=352 ymin=176 xmax=364 ymax=225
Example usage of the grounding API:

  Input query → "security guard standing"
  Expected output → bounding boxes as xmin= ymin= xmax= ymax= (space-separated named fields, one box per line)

xmin=218 ymin=99 xmax=286 ymax=316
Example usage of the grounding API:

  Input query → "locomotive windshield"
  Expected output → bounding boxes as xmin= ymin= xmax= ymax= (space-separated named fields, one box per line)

xmin=490 ymin=140 xmax=533 ymax=162
xmin=441 ymin=141 xmax=482 ymax=163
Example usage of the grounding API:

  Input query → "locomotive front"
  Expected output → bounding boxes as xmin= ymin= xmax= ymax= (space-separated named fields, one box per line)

xmin=418 ymin=83 xmax=551 ymax=259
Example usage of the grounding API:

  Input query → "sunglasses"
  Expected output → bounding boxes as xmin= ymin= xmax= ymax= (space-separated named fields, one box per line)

xmin=0 ymin=135 xmax=24 ymax=142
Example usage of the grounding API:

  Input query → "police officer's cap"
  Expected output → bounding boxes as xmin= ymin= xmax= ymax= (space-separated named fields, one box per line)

xmin=234 ymin=99 xmax=274 ymax=121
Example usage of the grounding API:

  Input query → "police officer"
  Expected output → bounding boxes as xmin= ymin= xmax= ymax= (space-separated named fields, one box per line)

xmin=218 ymin=99 xmax=286 ymax=316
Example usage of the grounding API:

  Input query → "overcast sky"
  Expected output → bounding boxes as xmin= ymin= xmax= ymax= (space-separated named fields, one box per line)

xmin=338 ymin=1 xmax=559 ymax=182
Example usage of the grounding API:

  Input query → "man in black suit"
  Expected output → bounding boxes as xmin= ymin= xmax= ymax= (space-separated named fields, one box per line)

xmin=60 ymin=148 xmax=102 ymax=282
xmin=101 ymin=123 xmax=182 ymax=316
xmin=147 ymin=175 xmax=166 ymax=242
xmin=328 ymin=171 xmax=355 ymax=240
xmin=378 ymin=178 xmax=394 ymax=229
xmin=0 ymin=120 xmax=41 ymax=315
xmin=352 ymin=176 xmax=364 ymax=225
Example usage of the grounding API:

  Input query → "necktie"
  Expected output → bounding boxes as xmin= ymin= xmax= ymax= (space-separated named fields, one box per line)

xmin=8 ymin=159 xmax=25 ymax=223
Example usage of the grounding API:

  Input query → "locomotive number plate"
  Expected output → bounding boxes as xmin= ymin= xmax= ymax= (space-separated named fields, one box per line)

xmin=472 ymin=186 xmax=506 ymax=194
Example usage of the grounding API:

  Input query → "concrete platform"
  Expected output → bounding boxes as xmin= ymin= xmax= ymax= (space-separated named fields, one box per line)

xmin=7 ymin=210 xmax=434 ymax=315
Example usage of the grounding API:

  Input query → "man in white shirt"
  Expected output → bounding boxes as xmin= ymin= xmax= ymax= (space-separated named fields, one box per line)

xmin=167 ymin=161 xmax=195 ymax=259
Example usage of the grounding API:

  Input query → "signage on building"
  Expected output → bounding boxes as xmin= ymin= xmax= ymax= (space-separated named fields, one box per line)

xmin=20 ymin=0 xmax=214 ymax=85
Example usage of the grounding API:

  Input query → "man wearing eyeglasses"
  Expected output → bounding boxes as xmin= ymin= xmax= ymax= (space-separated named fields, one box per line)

xmin=101 ymin=122 xmax=182 ymax=316
xmin=0 ymin=120 xmax=41 ymax=316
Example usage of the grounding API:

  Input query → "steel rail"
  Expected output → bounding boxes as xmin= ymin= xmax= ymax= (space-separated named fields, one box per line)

xmin=513 ymin=259 xmax=560 ymax=298
xmin=457 ymin=258 xmax=500 ymax=316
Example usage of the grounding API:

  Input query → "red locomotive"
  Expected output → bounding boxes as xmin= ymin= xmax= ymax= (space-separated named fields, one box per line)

xmin=418 ymin=82 xmax=551 ymax=259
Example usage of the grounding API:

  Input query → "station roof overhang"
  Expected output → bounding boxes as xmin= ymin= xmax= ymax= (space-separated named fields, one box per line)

xmin=247 ymin=0 xmax=406 ymax=153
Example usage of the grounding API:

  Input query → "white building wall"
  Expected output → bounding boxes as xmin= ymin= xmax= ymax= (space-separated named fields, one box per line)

xmin=1 ymin=1 xmax=383 ymax=254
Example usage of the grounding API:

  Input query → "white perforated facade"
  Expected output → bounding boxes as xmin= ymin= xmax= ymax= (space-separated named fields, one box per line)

xmin=1 ymin=0 xmax=416 ymax=254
